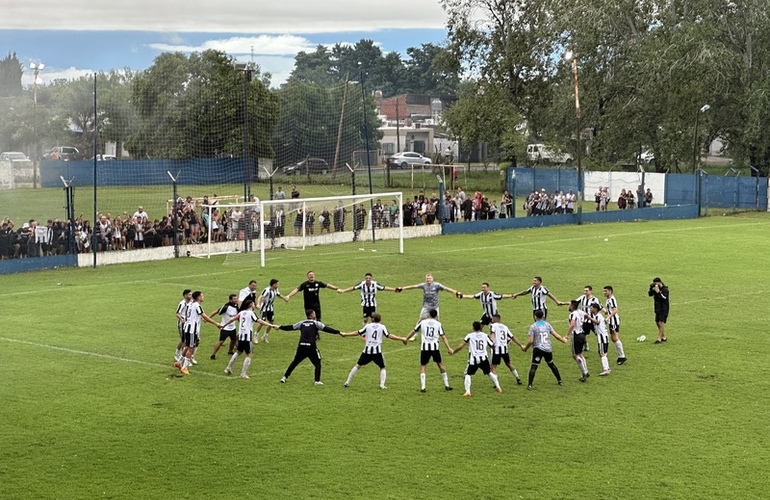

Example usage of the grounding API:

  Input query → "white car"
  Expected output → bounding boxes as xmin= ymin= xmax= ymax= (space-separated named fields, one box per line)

xmin=0 ymin=152 xmax=30 ymax=161
xmin=387 ymin=152 xmax=432 ymax=169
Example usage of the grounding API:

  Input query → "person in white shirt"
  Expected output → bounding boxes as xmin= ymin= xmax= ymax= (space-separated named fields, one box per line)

xmin=340 ymin=313 xmax=408 ymax=389
xmin=488 ymin=314 xmax=524 ymax=384
xmin=174 ymin=291 xmax=221 ymax=375
xmin=221 ymin=300 xmax=274 ymax=379
xmin=450 ymin=321 xmax=501 ymax=396
xmin=133 ymin=206 xmax=149 ymax=223
xmin=404 ymin=309 xmax=454 ymax=392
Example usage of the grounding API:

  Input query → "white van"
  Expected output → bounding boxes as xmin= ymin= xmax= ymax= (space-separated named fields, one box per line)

xmin=526 ymin=144 xmax=573 ymax=165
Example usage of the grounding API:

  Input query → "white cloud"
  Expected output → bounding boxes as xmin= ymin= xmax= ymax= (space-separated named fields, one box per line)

xmin=2 ymin=0 xmax=447 ymax=32
xmin=23 ymin=66 xmax=94 ymax=86
xmin=147 ymin=35 xmax=316 ymax=57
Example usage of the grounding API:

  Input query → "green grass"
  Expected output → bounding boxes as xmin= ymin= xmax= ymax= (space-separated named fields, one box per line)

xmin=1 ymin=214 xmax=769 ymax=499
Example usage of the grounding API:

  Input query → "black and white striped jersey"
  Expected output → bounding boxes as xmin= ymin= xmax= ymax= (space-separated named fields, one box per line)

xmin=569 ymin=310 xmax=587 ymax=335
xmin=591 ymin=312 xmax=609 ymax=343
xmin=527 ymin=285 xmax=550 ymax=311
xmin=183 ymin=302 xmax=203 ymax=335
xmin=176 ymin=299 xmax=190 ymax=326
xmin=413 ymin=318 xmax=444 ymax=351
xmin=260 ymin=287 xmax=282 ymax=312
xmin=575 ymin=294 xmax=601 ymax=314
xmin=605 ymin=296 xmax=620 ymax=330
xmin=354 ymin=281 xmax=385 ymax=308
xmin=237 ymin=311 xmax=259 ymax=342
xmin=463 ymin=331 xmax=492 ymax=365
xmin=358 ymin=323 xmax=390 ymax=354
xmin=474 ymin=291 xmax=502 ymax=317
xmin=490 ymin=322 xmax=514 ymax=355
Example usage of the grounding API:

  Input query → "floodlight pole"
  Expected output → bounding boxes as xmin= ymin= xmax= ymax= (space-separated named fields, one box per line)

xmin=168 ymin=170 xmax=181 ymax=258
xmin=92 ymin=74 xmax=98 ymax=268
xmin=61 ymin=176 xmax=76 ymax=255
xmin=360 ymin=71 xmax=376 ymax=244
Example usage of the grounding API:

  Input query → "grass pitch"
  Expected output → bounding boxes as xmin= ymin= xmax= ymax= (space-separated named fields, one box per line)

xmin=1 ymin=213 xmax=769 ymax=499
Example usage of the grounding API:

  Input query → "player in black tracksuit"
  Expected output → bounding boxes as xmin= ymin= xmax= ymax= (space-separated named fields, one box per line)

xmin=279 ymin=309 xmax=341 ymax=384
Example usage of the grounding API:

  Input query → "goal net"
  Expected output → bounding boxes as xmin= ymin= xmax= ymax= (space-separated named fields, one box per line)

xmin=249 ymin=192 xmax=403 ymax=267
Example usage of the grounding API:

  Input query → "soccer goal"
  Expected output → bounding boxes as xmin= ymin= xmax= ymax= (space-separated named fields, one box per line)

xmin=257 ymin=192 xmax=404 ymax=267
xmin=196 ymin=201 xmax=263 ymax=258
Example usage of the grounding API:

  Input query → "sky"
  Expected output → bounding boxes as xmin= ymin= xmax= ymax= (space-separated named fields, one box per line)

xmin=0 ymin=0 xmax=450 ymax=88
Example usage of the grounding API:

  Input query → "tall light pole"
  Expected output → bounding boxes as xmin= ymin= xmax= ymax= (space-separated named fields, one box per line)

xmin=564 ymin=51 xmax=582 ymax=224
xmin=30 ymin=63 xmax=45 ymax=106
xmin=692 ymin=104 xmax=711 ymax=173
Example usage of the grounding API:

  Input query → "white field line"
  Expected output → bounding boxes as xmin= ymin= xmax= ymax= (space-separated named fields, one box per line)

xmin=0 ymin=337 xmax=418 ymax=380
xmin=0 ymin=337 xmax=230 ymax=379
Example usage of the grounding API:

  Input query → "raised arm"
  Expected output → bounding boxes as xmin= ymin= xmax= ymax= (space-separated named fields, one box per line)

xmin=450 ymin=339 xmax=466 ymax=355
xmin=221 ymin=313 xmax=240 ymax=329
xmin=337 ymin=286 xmax=355 ymax=294
xmin=441 ymin=284 xmax=459 ymax=295
xmin=201 ymin=312 xmax=222 ymax=329
xmin=286 ymin=287 xmax=300 ymax=299
xmin=511 ymin=288 xmax=530 ymax=299
xmin=397 ymin=284 xmax=420 ymax=292
xmin=548 ymin=291 xmax=566 ymax=306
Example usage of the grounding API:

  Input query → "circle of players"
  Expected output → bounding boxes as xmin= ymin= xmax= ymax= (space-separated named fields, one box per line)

xmin=173 ymin=273 xmax=627 ymax=396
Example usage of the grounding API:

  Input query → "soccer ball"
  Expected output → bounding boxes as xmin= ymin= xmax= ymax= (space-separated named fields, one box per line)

xmin=636 ymin=335 xmax=646 ymax=342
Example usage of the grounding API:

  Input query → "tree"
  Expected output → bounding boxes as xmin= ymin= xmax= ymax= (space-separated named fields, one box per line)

xmin=0 ymin=52 xmax=23 ymax=97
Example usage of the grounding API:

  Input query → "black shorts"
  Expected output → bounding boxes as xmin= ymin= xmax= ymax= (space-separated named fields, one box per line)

xmin=219 ymin=329 xmax=236 ymax=342
xmin=491 ymin=352 xmax=511 ymax=365
xmin=261 ymin=310 xmax=274 ymax=322
xmin=466 ymin=359 xmax=491 ymax=376
xmin=178 ymin=323 xmax=185 ymax=341
xmin=237 ymin=339 xmax=253 ymax=355
xmin=362 ymin=306 xmax=376 ymax=319
xmin=583 ymin=321 xmax=595 ymax=334
xmin=357 ymin=352 xmax=385 ymax=368
xmin=531 ymin=348 xmax=553 ymax=365
xmin=608 ymin=323 xmax=620 ymax=334
xmin=184 ymin=332 xmax=199 ymax=349
xmin=420 ymin=350 xmax=443 ymax=365
xmin=597 ymin=339 xmax=609 ymax=356
xmin=571 ymin=333 xmax=587 ymax=355
xmin=480 ymin=313 xmax=494 ymax=326
xmin=655 ymin=313 xmax=668 ymax=323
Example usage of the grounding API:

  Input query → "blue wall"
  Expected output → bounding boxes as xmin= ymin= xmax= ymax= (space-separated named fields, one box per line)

xmin=41 ymin=158 xmax=250 ymax=188
xmin=506 ymin=167 xmax=579 ymax=197
xmin=0 ymin=254 xmax=78 ymax=275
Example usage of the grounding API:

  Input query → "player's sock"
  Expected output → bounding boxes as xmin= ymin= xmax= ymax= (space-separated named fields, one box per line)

xmin=579 ymin=356 xmax=589 ymax=375
xmin=548 ymin=362 xmax=562 ymax=381
xmin=441 ymin=371 xmax=450 ymax=388
xmin=174 ymin=348 xmax=182 ymax=361
xmin=346 ymin=366 xmax=359 ymax=385
xmin=614 ymin=340 xmax=625 ymax=358
xmin=193 ymin=346 xmax=199 ymax=357
xmin=379 ymin=369 xmax=387 ymax=387
xmin=464 ymin=375 xmax=471 ymax=393
xmin=574 ymin=357 xmax=584 ymax=374
xmin=420 ymin=373 xmax=427 ymax=390
xmin=182 ymin=357 xmax=190 ymax=370
xmin=241 ymin=357 xmax=251 ymax=376
xmin=489 ymin=372 xmax=500 ymax=389
xmin=227 ymin=352 xmax=239 ymax=371
xmin=511 ymin=368 xmax=520 ymax=380
xmin=528 ymin=365 xmax=538 ymax=386
xmin=601 ymin=356 xmax=610 ymax=372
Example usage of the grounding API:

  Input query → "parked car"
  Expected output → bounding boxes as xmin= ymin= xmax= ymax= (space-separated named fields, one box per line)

xmin=387 ymin=151 xmax=432 ymax=169
xmin=90 ymin=154 xmax=117 ymax=161
xmin=526 ymin=144 xmax=573 ymax=165
xmin=0 ymin=152 xmax=30 ymax=161
xmin=44 ymin=146 xmax=83 ymax=161
xmin=280 ymin=158 xmax=330 ymax=175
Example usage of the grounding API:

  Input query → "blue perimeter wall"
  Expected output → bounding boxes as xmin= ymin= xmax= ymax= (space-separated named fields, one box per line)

xmin=442 ymin=205 xmax=699 ymax=236
xmin=40 ymin=158 xmax=249 ymax=187
xmin=0 ymin=254 xmax=78 ymax=275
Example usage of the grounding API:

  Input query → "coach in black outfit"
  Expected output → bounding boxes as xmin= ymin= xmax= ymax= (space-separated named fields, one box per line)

xmin=278 ymin=309 xmax=341 ymax=385
xmin=648 ymin=277 xmax=669 ymax=344
xmin=286 ymin=271 xmax=339 ymax=321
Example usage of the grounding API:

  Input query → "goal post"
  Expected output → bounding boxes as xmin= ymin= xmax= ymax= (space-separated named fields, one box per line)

xmin=198 ymin=201 xmax=262 ymax=258
xmin=258 ymin=192 xmax=404 ymax=267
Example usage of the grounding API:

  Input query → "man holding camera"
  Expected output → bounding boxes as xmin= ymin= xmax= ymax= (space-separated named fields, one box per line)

xmin=648 ymin=278 xmax=669 ymax=343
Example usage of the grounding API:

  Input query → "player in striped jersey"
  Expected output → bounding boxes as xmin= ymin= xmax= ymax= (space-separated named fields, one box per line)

xmin=404 ymin=309 xmax=454 ymax=392
xmin=603 ymin=286 xmax=627 ymax=364
xmin=522 ymin=309 xmax=568 ymax=390
xmin=489 ymin=314 xmax=524 ymax=385
xmin=221 ymin=300 xmax=276 ymax=379
xmin=574 ymin=286 xmax=602 ymax=352
xmin=567 ymin=300 xmax=590 ymax=382
xmin=586 ymin=303 xmax=611 ymax=376
xmin=450 ymin=321 xmax=501 ymax=396
xmin=175 ymin=291 xmax=222 ymax=375
xmin=511 ymin=276 xmax=566 ymax=320
xmin=456 ymin=283 xmax=514 ymax=327
xmin=209 ymin=294 xmax=238 ymax=360
xmin=174 ymin=289 xmax=192 ymax=363
xmin=255 ymin=279 xmax=289 ymax=343
xmin=338 ymin=273 xmax=397 ymax=325
xmin=340 ymin=313 xmax=408 ymax=389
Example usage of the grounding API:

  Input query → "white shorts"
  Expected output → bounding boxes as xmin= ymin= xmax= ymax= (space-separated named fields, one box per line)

xmin=419 ymin=307 xmax=439 ymax=320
